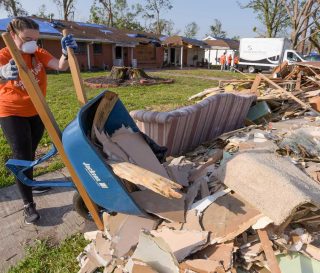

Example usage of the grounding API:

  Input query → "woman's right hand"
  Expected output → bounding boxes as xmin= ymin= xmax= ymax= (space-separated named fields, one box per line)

xmin=0 ymin=59 xmax=18 ymax=80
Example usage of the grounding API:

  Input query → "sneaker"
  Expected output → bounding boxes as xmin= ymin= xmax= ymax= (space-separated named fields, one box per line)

xmin=23 ymin=202 xmax=40 ymax=224
xmin=32 ymin=186 xmax=51 ymax=194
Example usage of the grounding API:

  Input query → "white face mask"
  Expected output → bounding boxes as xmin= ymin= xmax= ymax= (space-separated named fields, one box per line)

xmin=21 ymin=41 xmax=38 ymax=54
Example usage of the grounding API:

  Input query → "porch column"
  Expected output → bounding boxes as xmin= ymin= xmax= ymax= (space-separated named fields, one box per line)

xmin=131 ymin=47 xmax=134 ymax=67
xmin=174 ymin=48 xmax=177 ymax=66
xmin=112 ymin=44 xmax=115 ymax=66
xmin=168 ymin=47 xmax=171 ymax=64
xmin=208 ymin=49 xmax=211 ymax=69
xmin=87 ymin=43 xmax=91 ymax=70
xmin=180 ymin=46 xmax=183 ymax=69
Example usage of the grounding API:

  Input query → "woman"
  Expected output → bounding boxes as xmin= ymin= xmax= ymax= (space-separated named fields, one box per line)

xmin=0 ymin=17 xmax=77 ymax=224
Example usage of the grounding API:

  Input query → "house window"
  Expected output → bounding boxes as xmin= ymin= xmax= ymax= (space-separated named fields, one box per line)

xmin=75 ymin=42 xmax=87 ymax=54
xmin=93 ymin=43 xmax=102 ymax=54
xmin=37 ymin=39 xmax=43 ymax=48
xmin=115 ymin=46 xmax=122 ymax=59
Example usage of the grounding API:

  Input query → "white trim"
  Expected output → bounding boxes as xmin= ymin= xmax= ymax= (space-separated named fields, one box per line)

xmin=239 ymin=62 xmax=277 ymax=67
xmin=180 ymin=46 xmax=183 ymax=69
xmin=87 ymin=43 xmax=91 ymax=70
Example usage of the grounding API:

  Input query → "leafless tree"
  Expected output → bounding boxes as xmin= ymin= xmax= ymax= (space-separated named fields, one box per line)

xmin=53 ymin=0 xmax=75 ymax=21
xmin=0 ymin=0 xmax=27 ymax=16
xmin=97 ymin=0 xmax=113 ymax=27
xmin=145 ymin=0 xmax=173 ymax=35
xmin=281 ymin=0 xmax=320 ymax=51
xmin=240 ymin=0 xmax=289 ymax=38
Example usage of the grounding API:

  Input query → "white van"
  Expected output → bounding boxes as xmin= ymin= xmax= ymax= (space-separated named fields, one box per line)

xmin=238 ymin=38 xmax=306 ymax=73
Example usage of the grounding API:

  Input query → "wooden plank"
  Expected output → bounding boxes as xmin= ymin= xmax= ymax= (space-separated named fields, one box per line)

xmin=250 ymin=75 xmax=262 ymax=95
xmin=259 ymin=73 xmax=320 ymax=116
xmin=91 ymin=92 xmax=118 ymax=140
xmin=109 ymin=161 xmax=183 ymax=199
xmin=257 ymin=229 xmax=282 ymax=273
xmin=2 ymin=32 xmax=104 ymax=230
xmin=62 ymin=29 xmax=87 ymax=105
xmin=296 ymin=71 xmax=302 ymax=91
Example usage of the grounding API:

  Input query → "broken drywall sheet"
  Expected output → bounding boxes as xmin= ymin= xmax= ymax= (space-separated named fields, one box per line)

xmin=191 ymin=189 xmax=232 ymax=216
xmin=125 ymin=258 xmax=159 ymax=273
xmin=131 ymin=190 xmax=185 ymax=223
xmin=84 ymin=230 xmax=101 ymax=241
xmin=105 ymin=213 xmax=157 ymax=258
xmin=111 ymin=126 xmax=169 ymax=178
xmin=216 ymin=151 xmax=320 ymax=225
xmin=194 ymin=242 xmax=234 ymax=271
xmin=182 ymin=209 xmax=203 ymax=232
xmin=201 ymin=192 xmax=262 ymax=244
xmin=131 ymin=231 xmax=180 ymax=273
xmin=94 ymin=126 xmax=130 ymax=162
xmin=252 ymin=216 xmax=274 ymax=230
xmin=165 ymin=156 xmax=194 ymax=187
xmin=185 ymin=177 xmax=203 ymax=210
xmin=200 ymin=179 xmax=210 ymax=198
xmin=179 ymin=259 xmax=223 ymax=273
xmin=151 ymin=227 xmax=208 ymax=262
xmin=95 ymin=232 xmax=113 ymax=261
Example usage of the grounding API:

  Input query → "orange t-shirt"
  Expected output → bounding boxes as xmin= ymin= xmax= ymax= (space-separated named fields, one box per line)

xmin=0 ymin=47 xmax=54 ymax=117
xmin=220 ymin=55 xmax=226 ymax=64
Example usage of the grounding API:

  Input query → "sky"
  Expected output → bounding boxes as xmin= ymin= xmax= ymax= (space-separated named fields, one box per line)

xmin=0 ymin=0 xmax=262 ymax=39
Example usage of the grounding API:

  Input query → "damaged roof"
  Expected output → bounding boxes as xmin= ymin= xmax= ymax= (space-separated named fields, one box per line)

xmin=162 ymin=35 xmax=210 ymax=48
xmin=204 ymin=38 xmax=240 ymax=50
xmin=0 ymin=16 xmax=165 ymax=47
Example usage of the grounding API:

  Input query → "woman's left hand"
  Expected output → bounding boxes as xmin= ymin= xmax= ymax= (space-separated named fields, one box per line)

xmin=61 ymin=34 xmax=78 ymax=55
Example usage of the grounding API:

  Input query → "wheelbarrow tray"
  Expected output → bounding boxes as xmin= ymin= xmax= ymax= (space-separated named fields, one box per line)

xmin=62 ymin=90 xmax=145 ymax=216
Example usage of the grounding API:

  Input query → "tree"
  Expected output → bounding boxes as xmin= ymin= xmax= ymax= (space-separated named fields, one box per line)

xmin=0 ymin=0 xmax=27 ymax=16
xmin=231 ymin=35 xmax=240 ymax=41
xmin=89 ymin=0 xmax=144 ymax=30
xmin=53 ymin=0 xmax=75 ymax=21
xmin=240 ymin=0 xmax=289 ymax=38
xmin=96 ymin=0 xmax=113 ymax=27
xmin=35 ymin=4 xmax=54 ymax=19
xmin=281 ymin=0 xmax=320 ymax=51
xmin=144 ymin=0 xmax=173 ymax=35
xmin=184 ymin=22 xmax=199 ymax=38
xmin=208 ymin=19 xmax=227 ymax=38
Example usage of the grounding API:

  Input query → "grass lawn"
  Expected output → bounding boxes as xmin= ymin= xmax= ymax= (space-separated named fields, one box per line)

xmin=3 ymin=69 xmax=247 ymax=273
xmin=7 ymin=234 xmax=88 ymax=273
xmin=154 ymin=68 xmax=256 ymax=80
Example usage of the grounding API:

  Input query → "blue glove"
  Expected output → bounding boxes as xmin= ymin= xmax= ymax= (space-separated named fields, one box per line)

xmin=61 ymin=34 xmax=78 ymax=55
xmin=0 ymin=59 xmax=18 ymax=80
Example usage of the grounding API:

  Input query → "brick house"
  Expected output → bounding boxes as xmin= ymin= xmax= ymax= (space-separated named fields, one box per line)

xmin=0 ymin=17 xmax=165 ymax=71
xmin=162 ymin=36 xmax=210 ymax=69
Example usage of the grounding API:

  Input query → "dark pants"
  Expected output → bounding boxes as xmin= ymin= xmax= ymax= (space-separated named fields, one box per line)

xmin=0 ymin=115 xmax=44 ymax=205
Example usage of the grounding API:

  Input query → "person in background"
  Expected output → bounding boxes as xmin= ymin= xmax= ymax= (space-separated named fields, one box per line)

xmin=233 ymin=55 xmax=239 ymax=71
xmin=227 ymin=53 xmax=233 ymax=70
xmin=0 ymin=17 xmax=77 ymax=224
xmin=220 ymin=52 xmax=226 ymax=71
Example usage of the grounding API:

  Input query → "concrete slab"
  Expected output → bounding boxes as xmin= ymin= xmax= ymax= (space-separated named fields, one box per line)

xmin=0 ymin=168 xmax=95 ymax=273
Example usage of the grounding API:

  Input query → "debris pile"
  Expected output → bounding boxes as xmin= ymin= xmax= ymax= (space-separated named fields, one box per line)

xmin=77 ymin=96 xmax=320 ymax=273
xmin=188 ymin=62 xmax=320 ymax=122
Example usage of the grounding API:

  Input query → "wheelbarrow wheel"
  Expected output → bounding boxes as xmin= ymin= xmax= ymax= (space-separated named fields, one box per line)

xmin=73 ymin=192 xmax=91 ymax=220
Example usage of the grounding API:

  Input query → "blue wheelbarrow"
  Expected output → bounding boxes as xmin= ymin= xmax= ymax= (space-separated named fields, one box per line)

xmin=6 ymin=91 xmax=151 ymax=219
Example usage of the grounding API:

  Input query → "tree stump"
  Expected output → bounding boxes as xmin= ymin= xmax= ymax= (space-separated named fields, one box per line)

xmin=110 ymin=66 xmax=151 ymax=81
